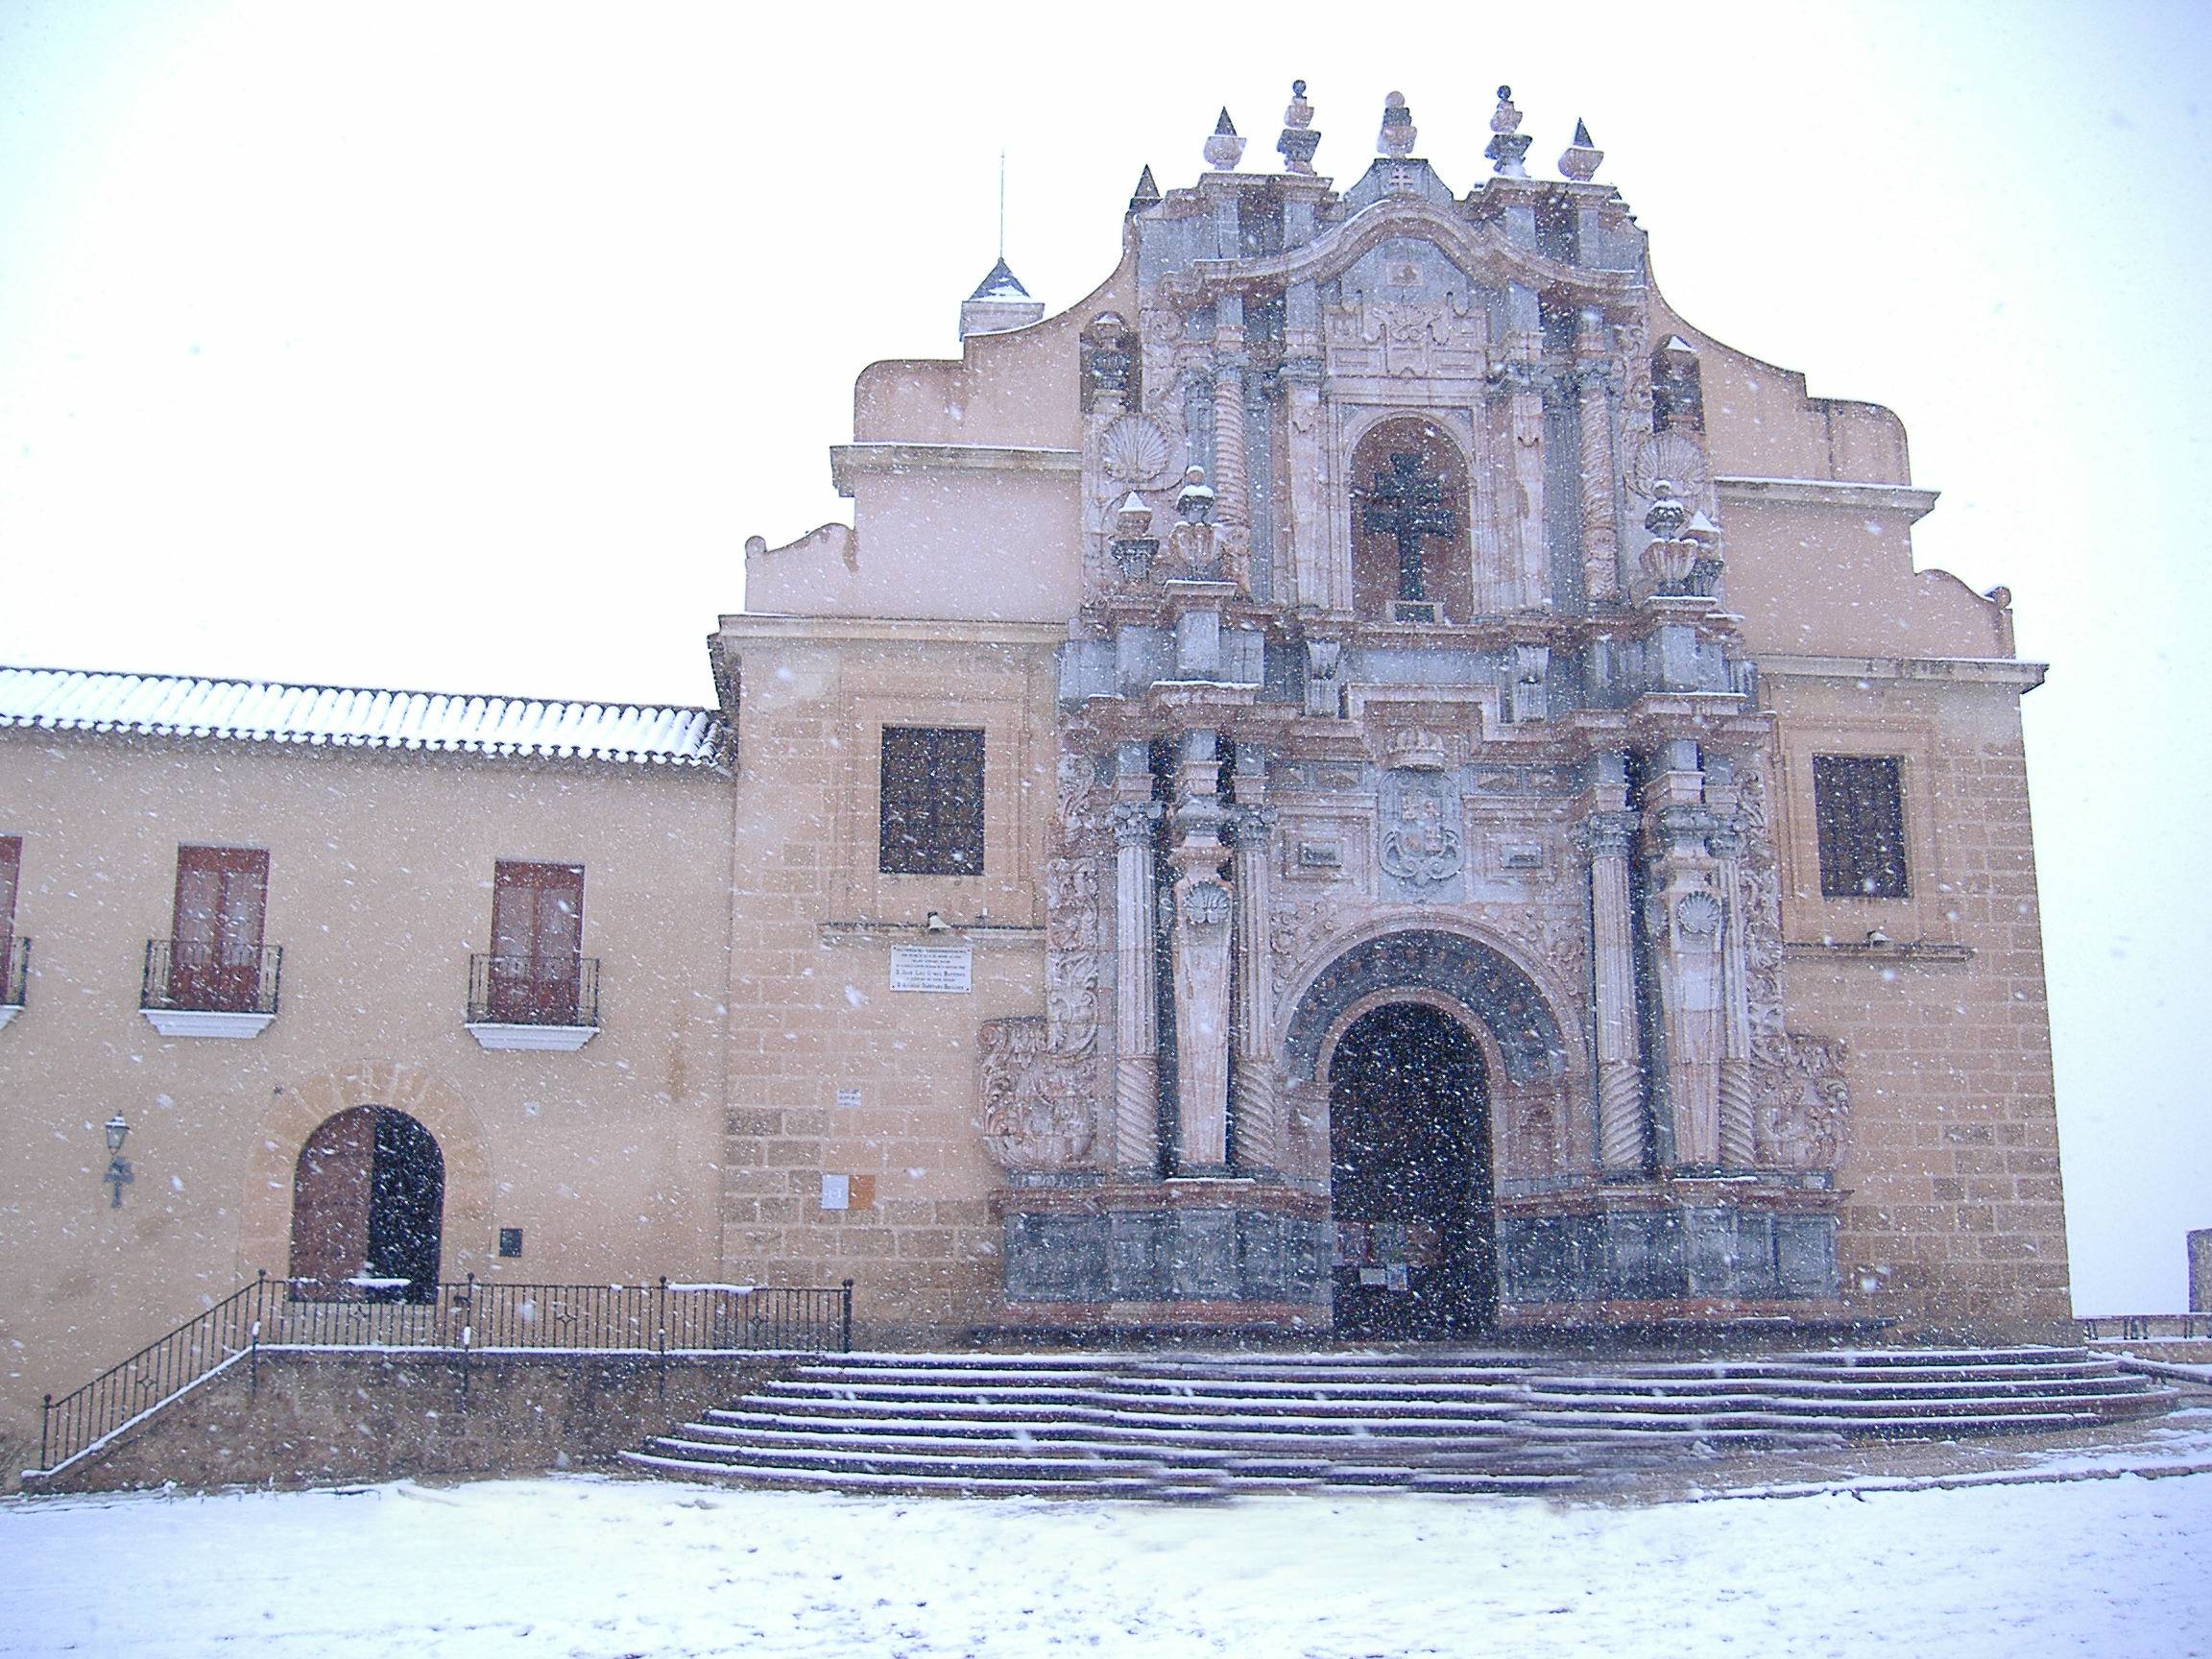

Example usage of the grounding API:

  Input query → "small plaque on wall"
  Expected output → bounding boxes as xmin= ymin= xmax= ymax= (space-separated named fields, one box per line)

xmin=888 ymin=945 xmax=974 ymax=993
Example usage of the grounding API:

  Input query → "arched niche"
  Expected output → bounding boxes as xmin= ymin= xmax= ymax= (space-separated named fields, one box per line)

xmin=1348 ymin=416 xmax=1473 ymax=624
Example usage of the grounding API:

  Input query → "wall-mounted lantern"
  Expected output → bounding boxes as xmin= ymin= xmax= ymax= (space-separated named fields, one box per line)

xmin=103 ymin=1116 xmax=132 ymax=1209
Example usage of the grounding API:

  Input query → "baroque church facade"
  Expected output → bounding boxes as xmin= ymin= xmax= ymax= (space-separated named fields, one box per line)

xmin=0 ymin=86 xmax=2068 ymax=1455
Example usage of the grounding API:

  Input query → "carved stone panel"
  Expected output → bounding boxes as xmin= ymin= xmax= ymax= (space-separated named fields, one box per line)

xmin=1377 ymin=767 xmax=1466 ymax=902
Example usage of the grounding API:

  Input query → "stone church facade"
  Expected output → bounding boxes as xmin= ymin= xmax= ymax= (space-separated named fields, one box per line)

xmin=0 ymin=87 xmax=2068 ymax=1454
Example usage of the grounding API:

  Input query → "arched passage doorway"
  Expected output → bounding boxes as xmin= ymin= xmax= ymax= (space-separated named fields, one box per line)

xmin=1329 ymin=1002 xmax=1494 ymax=1337
xmin=289 ymin=1106 xmax=445 ymax=1303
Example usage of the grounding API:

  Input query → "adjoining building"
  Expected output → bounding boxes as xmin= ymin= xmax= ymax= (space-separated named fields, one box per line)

xmin=0 ymin=85 xmax=2070 ymax=1461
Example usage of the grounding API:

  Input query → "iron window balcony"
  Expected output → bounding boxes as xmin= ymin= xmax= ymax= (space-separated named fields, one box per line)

xmin=466 ymin=953 xmax=600 ymax=1051
xmin=0 ymin=936 xmax=27 ymax=1030
xmin=139 ymin=940 xmax=281 ymax=1037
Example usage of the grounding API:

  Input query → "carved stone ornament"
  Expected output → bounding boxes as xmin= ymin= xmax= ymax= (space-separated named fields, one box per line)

xmin=1380 ymin=773 xmax=1465 ymax=887
xmin=1180 ymin=879 xmax=1233 ymax=930
xmin=1100 ymin=413 xmax=1175 ymax=490
xmin=1753 ymin=1032 xmax=1850 ymax=1170
xmin=1675 ymin=891 xmax=1724 ymax=937
xmin=1625 ymin=428 xmax=1713 ymax=513
xmin=977 ymin=1017 xmax=1094 ymax=1169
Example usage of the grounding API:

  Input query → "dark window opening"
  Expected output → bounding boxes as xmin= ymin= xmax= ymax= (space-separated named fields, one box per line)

xmin=879 ymin=727 xmax=985 ymax=876
xmin=1652 ymin=340 xmax=1706 ymax=434
xmin=1813 ymin=754 xmax=1910 ymax=899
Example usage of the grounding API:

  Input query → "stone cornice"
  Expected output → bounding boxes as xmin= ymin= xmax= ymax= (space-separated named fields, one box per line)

xmin=715 ymin=614 xmax=1066 ymax=648
xmin=1755 ymin=653 xmax=2047 ymax=690
xmin=1716 ymin=476 xmax=1941 ymax=522
xmin=830 ymin=443 xmax=1080 ymax=497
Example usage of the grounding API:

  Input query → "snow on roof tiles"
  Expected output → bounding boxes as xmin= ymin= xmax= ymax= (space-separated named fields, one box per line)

xmin=0 ymin=666 xmax=729 ymax=769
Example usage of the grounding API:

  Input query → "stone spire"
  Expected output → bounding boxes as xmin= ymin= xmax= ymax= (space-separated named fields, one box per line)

xmin=1378 ymin=90 xmax=1416 ymax=157
xmin=1277 ymin=79 xmax=1320 ymax=174
xmin=1204 ymin=108 xmax=1245 ymax=171
xmin=1127 ymin=164 xmax=1162 ymax=215
xmin=1558 ymin=117 xmax=1603 ymax=181
xmin=958 ymin=257 xmax=1045 ymax=341
xmin=1485 ymin=84 xmax=1532 ymax=178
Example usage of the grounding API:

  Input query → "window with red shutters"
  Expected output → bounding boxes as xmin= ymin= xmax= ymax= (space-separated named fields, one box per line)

xmin=489 ymin=861 xmax=585 ymax=1022
xmin=0 ymin=835 xmax=20 ymax=1003
xmin=171 ymin=845 xmax=270 ymax=1010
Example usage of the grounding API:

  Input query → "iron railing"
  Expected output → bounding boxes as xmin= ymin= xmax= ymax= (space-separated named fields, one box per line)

xmin=467 ymin=953 xmax=599 ymax=1027
xmin=35 ymin=1272 xmax=853 ymax=1479
xmin=140 ymin=939 xmax=282 ymax=1016
xmin=1 ymin=934 xmax=27 ymax=1007
xmin=2079 ymin=1313 xmax=2212 ymax=1342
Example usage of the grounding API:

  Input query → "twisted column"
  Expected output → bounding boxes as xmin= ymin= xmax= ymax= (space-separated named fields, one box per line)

xmin=1575 ymin=313 xmax=1622 ymax=603
xmin=1212 ymin=335 xmax=1249 ymax=529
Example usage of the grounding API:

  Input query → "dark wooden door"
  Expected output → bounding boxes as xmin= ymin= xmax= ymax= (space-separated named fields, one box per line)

xmin=289 ymin=1106 xmax=445 ymax=1303
xmin=1328 ymin=1002 xmax=1495 ymax=1338
xmin=171 ymin=845 xmax=268 ymax=1010
xmin=489 ymin=861 xmax=583 ymax=1022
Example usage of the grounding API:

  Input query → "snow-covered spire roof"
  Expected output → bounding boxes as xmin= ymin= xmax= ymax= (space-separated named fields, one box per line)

xmin=0 ymin=665 xmax=730 ymax=769
xmin=967 ymin=257 xmax=1031 ymax=302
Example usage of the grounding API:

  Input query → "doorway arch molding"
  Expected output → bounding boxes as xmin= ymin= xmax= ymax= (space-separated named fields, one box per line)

xmin=1280 ymin=926 xmax=1572 ymax=1088
xmin=238 ymin=1059 xmax=493 ymax=1284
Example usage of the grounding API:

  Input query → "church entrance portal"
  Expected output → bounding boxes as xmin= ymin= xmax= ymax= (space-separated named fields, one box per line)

xmin=1328 ymin=1002 xmax=1495 ymax=1338
xmin=288 ymin=1106 xmax=445 ymax=1302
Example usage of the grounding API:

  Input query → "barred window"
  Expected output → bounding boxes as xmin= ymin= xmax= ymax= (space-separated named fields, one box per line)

xmin=879 ymin=727 xmax=985 ymax=876
xmin=1813 ymin=755 xmax=1909 ymax=899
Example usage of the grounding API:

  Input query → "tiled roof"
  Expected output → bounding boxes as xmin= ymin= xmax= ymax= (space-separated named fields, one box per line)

xmin=0 ymin=666 xmax=729 ymax=768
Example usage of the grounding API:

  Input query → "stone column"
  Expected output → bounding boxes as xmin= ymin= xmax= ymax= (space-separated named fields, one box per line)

xmin=1169 ymin=731 xmax=1233 ymax=1170
xmin=1575 ymin=310 xmax=1622 ymax=604
xmin=1643 ymin=738 xmax=1725 ymax=1168
xmin=1703 ymin=755 xmax=1758 ymax=1168
xmin=1579 ymin=793 xmax=1646 ymax=1175
xmin=1213 ymin=333 xmax=1249 ymax=531
xmin=1504 ymin=318 xmax=1551 ymax=610
xmin=1110 ymin=798 xmax=1163 ymax=1177
xmin=1228 ymin=776 xmax=1280 ymax=1172
xmin=1281 ymin=357 xmax=1331 ymax=613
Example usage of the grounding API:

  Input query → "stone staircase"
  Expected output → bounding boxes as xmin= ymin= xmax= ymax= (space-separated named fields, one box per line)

xmin=622 ymin=1346 xmax=2177 ymax=1499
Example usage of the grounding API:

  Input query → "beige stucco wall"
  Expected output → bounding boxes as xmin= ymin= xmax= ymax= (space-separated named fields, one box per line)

xmin=1762 ymin=666 xmax=2070 ymax=1332
xmin=712 ymin=617 xmax=1061 ymax=1336
xmin=0 ymin=732 xmax=733 ymax=1456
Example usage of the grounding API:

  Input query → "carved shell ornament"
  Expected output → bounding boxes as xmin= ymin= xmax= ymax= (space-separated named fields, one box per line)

xmin=1625 ymin=428 xmax=1712 ymax=509
xmin=1675 ymin=891 xmax=1724 ymax=937
xmin=1100 ymin=414 xmax=1175 ymax=489
xmin=1180 ymin=880 xmax=1232 ymax=928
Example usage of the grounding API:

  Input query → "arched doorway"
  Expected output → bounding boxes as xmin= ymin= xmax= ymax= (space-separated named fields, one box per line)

xmin=288 ymin=1106 xmax=445 ymax=1303
xmin=1328 ymin=1002 xmax=1495 ymax=1338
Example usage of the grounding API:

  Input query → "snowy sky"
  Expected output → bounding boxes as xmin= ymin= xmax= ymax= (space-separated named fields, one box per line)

xmin=1 ymin=2 xmax=2207 ymax=1311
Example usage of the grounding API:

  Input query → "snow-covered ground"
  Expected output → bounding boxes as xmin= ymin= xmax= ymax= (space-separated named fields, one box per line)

xmin=5 ymin=1464 xmax=2210 ymax=1658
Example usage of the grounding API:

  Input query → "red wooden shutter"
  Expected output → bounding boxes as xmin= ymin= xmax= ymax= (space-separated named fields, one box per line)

xmin=490 ymin=861 xmax=584 ymax=1021
xmin=172 ymin=846 xmax=269 ymax=1009
xmin=0 ymin=836 xmax=19 ymax=994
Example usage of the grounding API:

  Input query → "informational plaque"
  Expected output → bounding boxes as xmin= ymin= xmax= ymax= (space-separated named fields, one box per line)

xmin=888 ymin=945 xmax=973 ymax=993
xmin=835 ymin=1087 xmax=863 ymax=1111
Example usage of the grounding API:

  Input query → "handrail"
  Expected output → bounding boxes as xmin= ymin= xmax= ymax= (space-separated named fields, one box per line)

xmin=34 ymin=1273 xmax=854 ymax=1479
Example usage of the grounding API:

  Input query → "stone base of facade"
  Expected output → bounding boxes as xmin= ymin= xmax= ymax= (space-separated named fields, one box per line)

xmin=1498 ymin=1181 xmax=1843 ymax=1308
xmin=1498 ymin=1299 xmax=1856 ymax=1333
xmin=993 ymin=1177 xmax=1330 ymax=1316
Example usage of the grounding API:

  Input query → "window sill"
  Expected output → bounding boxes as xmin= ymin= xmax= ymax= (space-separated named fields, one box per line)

xmin=140 ymin=1008 xmax=276 ymax=1038
xmin=466 ymin=1021 xmax=598 ymax=1052
xmin=0 ymin=1004 xmax=19 ymax=1031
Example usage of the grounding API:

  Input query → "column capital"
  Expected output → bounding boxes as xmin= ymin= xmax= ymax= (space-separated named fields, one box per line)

xmin=1110 ymin=801 xmax=1164 ymax=847
xmin=1227 ymin=805 xmax=1278 ymax=850
xmin=1575 ymin=809 xmax=1637 ymax=860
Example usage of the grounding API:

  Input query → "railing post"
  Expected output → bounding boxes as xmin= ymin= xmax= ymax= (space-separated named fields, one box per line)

xmin=40 ymin=1393 xmax=50 ymax=1472
xmin=841 ymin=1280 xmax=854 ymax=1354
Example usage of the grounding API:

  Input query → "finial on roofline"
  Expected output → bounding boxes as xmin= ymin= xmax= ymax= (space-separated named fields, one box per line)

xmin=1558 ymin=117 xmax=1603 ymax=182
xmin=1204 ymin=108 xmax=1246 ymax=171
xmin=1486 ymin=84 xmax=1532 ymax=178
xmin=1378 ymin=90 xmax=1416 ymax=158
xmin=1278 ymin=79 xmax=1320 ymax=175
xmin=1128 ymin=164 xmax=1162 ymax=215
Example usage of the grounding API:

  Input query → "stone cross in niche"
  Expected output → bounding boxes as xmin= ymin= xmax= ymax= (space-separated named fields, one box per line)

xmin=1360 ymin=450 xmax=1456 ymax=604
